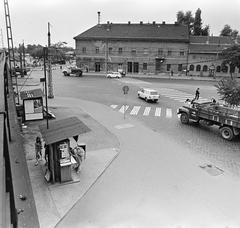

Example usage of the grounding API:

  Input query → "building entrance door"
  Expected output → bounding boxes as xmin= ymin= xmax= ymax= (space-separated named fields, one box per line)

xmin=95 ymin=62 xmax=100 ymax=72
xmin=127 ymin=62 xmax=133 ymax=73
xmin=133 ymin=62 xmax=139 ymax=73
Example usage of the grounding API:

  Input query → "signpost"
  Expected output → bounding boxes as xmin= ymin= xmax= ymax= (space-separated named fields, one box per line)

xmin=122 ymin=86 xmax=129 ymax=119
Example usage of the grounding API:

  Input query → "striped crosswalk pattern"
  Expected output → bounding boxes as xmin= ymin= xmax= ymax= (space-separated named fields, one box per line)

xmin=111 ymin=105 xmax=173 ymax=118
xmin=155 ymin=108 xmax=161 ymax=117
xmin=159 ymin=88 xmax=208 ymax=103
xmin=166 ymin=108 xmax=172 ymax=118
xmin=143 ymin=107 xmax=151 ymax=116
xmin=119 ymin=105 xmax=129 ymax=113
xmin=130 ymin=106 xmax=141 ymax=115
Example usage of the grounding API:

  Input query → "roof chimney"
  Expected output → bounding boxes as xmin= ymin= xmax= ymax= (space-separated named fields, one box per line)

xmin=97 ymin=11 xmax=101 ymax=27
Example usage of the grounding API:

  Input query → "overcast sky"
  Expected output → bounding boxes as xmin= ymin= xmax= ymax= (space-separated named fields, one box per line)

xmin=0 ymin=0 xmax=239 ymax=48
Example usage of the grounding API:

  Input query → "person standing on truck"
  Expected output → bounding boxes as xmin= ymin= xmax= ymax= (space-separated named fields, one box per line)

xmin=195 ymin=88 xmax=200 ymax=100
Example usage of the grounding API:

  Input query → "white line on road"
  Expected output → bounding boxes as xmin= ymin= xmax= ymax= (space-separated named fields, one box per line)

xmin=130 ymin=106 xmax=141 ymax=115
xmin=143 ymin=107 xmax=151 ymax=116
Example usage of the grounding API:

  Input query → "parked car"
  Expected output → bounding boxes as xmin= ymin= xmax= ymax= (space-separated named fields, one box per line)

xmin=107 ymin=72 xmax=122 ymax=78
xmin=137 ymin=88 xmax=160 ymax=102
xmin=62 ymin=66 xmax=83 ymax=77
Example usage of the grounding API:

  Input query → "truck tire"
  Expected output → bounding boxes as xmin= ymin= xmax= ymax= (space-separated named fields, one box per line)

xmin=180 ymin=113 xmax=189 ymax=124
xmin=220 ymin=126 xmax=234 ymax=141
xmin=76 ymin=71 xmax=82 ymax=77
xmin=63 ymin=72 xmax=68 ymax=76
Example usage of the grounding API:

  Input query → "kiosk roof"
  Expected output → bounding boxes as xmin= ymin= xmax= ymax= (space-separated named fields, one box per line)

xmin=38 ymin=116 xmax=91 ymax=145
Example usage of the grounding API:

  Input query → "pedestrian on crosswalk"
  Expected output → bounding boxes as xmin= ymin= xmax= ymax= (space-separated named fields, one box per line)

xmin=195 ymin=88 xmax=200 ymax=100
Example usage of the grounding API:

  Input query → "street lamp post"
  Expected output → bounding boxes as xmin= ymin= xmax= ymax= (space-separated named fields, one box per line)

xmin=47 ymin=22 xmax=54 ymax=99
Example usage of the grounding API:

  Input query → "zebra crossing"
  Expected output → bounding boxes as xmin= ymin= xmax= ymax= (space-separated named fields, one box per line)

xmin=159 ymin=88 xmax=208 ymax=103
xmin=110 ymin=88 xmax=209 ymax=118
xmin=110 ymin=105 xmax=174 ymax=118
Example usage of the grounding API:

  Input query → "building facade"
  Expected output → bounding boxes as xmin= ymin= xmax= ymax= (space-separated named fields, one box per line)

xmin=188 ymin=36 xmax=239 ymax=77
xmin=74 ymin=21 xmax=189 ymax=75
xmin=74 ymin=21 xmax=240 ymax=77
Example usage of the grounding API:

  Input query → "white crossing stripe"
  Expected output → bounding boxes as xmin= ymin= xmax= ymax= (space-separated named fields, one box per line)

xmin=110 ymin=105 xmax=118 ymax=109
xmin=119 ymin=105 xmax=129 ymax=113
xmin=166 ymin=108 xmax=172 ymax=118
xmin=130 ymin=106 xmax=141 ymax=115
xmin=155 ymin=108 xmax=161 ymax=116
xmin=143 ymin=107 xmax=151 ymax=116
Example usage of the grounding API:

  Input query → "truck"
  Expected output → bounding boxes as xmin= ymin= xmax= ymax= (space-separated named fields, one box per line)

xmin=62 ymin=66 xmax=83 ymax=77
xmin=177 ymin=100 xmax=240 ymax=140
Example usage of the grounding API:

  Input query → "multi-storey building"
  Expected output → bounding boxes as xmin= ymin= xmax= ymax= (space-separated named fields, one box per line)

xmin=74 ymin=21 xmax=189 ymax=75
xmin=188 ymin=36 xmax=239 ymax=77
xmin=74 ymin=21 xmax=239 ymax=77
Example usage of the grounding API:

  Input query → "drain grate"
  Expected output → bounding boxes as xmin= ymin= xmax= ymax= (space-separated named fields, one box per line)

xmin=199 ymin=164 xmax=224 ymax=176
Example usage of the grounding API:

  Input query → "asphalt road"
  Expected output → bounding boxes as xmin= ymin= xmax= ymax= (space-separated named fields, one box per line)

xmin=24 ymin=69 xmax=240 ymax=178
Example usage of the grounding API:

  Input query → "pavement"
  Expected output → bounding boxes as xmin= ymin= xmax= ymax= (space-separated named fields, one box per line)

xmin=19 ymin=70 xmax=240 ymax=228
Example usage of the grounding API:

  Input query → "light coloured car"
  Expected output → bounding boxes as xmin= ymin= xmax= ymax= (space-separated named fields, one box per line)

xmin=107 ymin=72 xmax=122 ymax=78
xmin=138 ymin=88 xmax=160 ymax=102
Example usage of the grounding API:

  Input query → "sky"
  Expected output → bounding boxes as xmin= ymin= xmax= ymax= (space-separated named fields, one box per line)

xmin=0 ymin=0 xmax=240 ymax=49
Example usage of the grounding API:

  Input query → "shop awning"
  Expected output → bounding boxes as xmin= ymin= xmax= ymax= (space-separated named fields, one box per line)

xmin=38 ymin=116 xmax=91 ymax=145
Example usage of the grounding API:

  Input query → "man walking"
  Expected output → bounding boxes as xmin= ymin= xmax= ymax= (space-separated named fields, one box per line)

xmin=195 ymin=88 xmax=200 ymax=100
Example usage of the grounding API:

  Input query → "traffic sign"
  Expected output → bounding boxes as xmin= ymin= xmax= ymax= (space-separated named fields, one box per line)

xmin=122 ymin=85 xmax=129 ymax=94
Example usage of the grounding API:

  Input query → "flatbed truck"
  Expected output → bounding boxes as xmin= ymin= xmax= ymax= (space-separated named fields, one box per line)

xmin=177 ymin=100 xmax=240 ymax=140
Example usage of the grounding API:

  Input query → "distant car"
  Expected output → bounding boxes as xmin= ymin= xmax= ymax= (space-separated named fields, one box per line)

xmin=138 ymin=88 xmax=160 ymax=102
xmin=107 ymin=72 xmax=122 ymax=78
xmin=62 ymin=66 xmax=83 ymax=77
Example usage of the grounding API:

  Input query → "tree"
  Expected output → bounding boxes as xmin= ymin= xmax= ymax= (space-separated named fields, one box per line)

xmin=177 ymin=8 xmax=209 ymax=36
xmin=220 ymin=24 xmax=234 ymax=36
xmin=176 ymin=10 xmax=194 ymax=34
xmin=201 ymin=24 xmax=210 ymax=36
xmin=193 ymin=8 xmax=202 ymax=35
xmin=220 ymin=45 xmax=240 ymax=78
xmin=215 ymin=78 xmax=240 ymax=107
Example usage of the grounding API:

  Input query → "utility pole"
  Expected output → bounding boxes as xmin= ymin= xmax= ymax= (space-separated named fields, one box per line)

xmin=47 ymin=22 xmax=54 ymax=98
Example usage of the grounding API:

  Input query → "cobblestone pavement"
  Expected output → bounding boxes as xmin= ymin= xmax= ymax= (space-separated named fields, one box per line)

xmin=132 ymin=114 xmax=240 ymax=179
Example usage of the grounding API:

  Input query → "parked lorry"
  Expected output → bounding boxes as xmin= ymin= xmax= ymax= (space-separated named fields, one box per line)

xmin=62 ymin=65 xmax=83 ymax=77
xmin=177 ymin=100 xmax=240 ymax=140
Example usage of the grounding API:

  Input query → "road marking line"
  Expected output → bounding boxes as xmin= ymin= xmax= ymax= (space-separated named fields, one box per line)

xmin=166 ymin=108 xmax=172 ymax=118
xmin=143 ymin=107 xmax=151 ymax=116
xmin=155 ymin=108 xmax=161 ymax=116
xmin=130 ymin=106 xmax=141 ymax=115
xmin=119 ymin=105 xmax=129 ymax=113
xmin=110 ymin=105 xmax=118 ymax=109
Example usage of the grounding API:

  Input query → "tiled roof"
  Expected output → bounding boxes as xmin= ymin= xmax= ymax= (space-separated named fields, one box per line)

xmin=189 ymin=36 xmax=237 ymax=54
xmin=74 ymin=22 xmax=189 ymax=41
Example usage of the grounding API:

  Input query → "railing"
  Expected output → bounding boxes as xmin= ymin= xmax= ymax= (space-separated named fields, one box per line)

xmin=0 ymin=50 xmax=39 ymax=228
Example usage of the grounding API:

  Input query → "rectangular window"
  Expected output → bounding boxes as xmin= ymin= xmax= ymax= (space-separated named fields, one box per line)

xmin=131 ymin=49 xmax=136 ymax=55
xmin=109 ymin=47 xmax=112 ymax=54
xmin=96 ymin=47 xmax=99 ymax=54
xmin=143 ymin=63 xmax=147 ymax=70
xmin=180 ymin=49 xmax=184 ymax=56
xmin=144 ymin=48 xmax=148 ymax=55
xmin=158 ymin=49 xmax=163 ymax=56
xmin=167 ymin=64 xmax=171 ymax=71
xmin=119 ymin=47 xmax=123 ymax=54
xmin=167 ymin=50 xmax=172 ymax=56
xmin=82 ymin=47 xmax=86 ymax=53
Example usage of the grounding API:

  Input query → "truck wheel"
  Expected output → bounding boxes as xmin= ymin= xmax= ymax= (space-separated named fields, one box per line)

xmin=76 ymin=72 xmax=81 ymax=77
xmin=221 ymin=126 xmax=234 ymax=140
xmin=63 ymin=72 xmax=68 ymax=76
xmin=180 ymin=113 xmax=189 ymax=124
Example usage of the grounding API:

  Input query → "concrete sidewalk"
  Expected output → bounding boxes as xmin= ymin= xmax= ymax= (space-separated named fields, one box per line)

xmin=21 ymin=96 xmax=240 ymax=228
